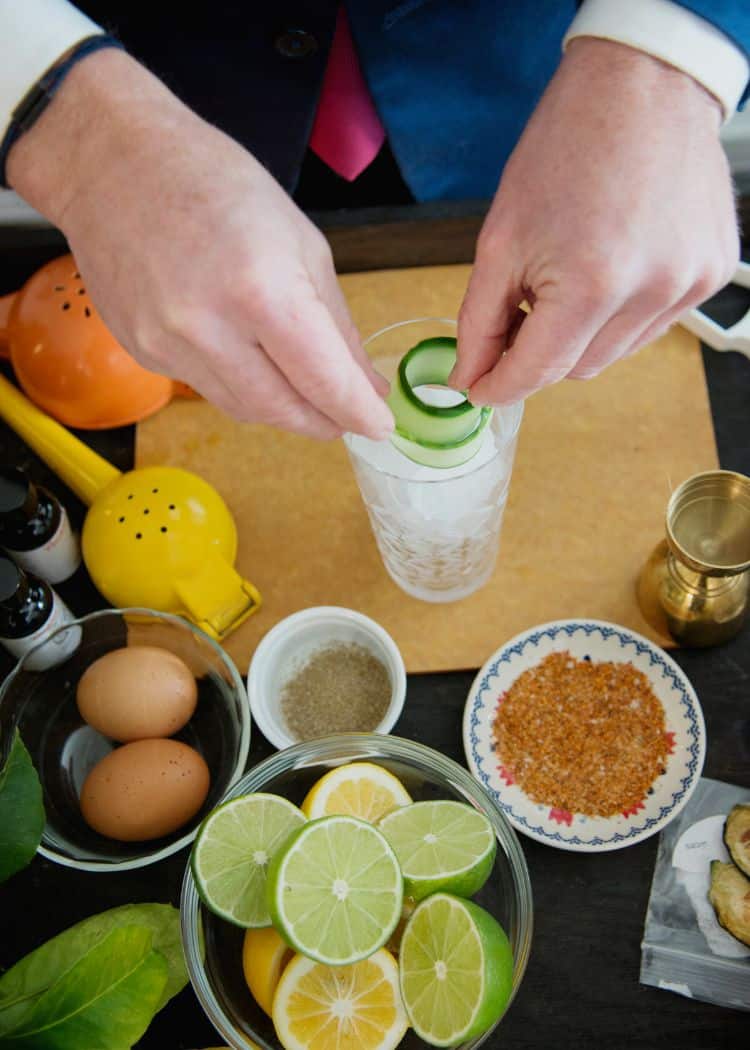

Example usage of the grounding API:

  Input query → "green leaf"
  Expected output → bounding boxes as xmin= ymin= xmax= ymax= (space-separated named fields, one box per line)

xmin=0 ymin=731 xmax=44 ymax=885
xmin=0 ymin=904 xmax=186 ymax=1036
xmin=0 ymin=926 xmax=168 ymax=1049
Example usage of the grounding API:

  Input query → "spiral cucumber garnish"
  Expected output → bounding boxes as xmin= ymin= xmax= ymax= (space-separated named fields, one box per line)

xmin=386 ymin=337 xmax=492 ymax=468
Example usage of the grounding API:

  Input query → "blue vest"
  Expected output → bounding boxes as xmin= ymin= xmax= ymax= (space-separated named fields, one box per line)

xmin=78 ymin=2 xmax=750 ymax=201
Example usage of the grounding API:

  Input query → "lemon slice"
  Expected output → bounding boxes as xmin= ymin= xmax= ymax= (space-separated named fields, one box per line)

xmin=301 ymin=762 xmax=412 ymax=822
xmin=243 ymin=926 xmax=294 ymax=1016
xmin=399 ymin=893 xmax=514 ymax=1046
xmin=266 ymin=815 xmax=403 ymax=966
xmin=191 ymin=793 xmax=306 ymax=927
xmin=272 ymin=948 xmax=408 ymax=1050
xmin=378 ymin=799 xmax=496 ymax=901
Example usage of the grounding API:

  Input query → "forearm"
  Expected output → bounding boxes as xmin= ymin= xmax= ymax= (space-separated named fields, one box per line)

xmin=6 ymin=47 xmax=195 ymax=230
xmin=567 ymin=0 xmax=749 ymax=122
xmin=560 ymin=36 xmax=723 ymax=137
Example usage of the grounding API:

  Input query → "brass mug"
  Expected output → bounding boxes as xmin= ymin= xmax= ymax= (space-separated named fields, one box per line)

xmin=637 ymin=470 xmax=750 ymax=647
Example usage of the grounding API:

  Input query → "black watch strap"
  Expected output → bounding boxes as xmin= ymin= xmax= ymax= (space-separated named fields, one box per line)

xmin=0 ymin=33 xmax=125 ymax=188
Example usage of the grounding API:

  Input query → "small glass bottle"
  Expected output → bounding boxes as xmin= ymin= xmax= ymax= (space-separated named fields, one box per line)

xmin=0 ymin=555 xmax=82 ymax=670
xmin=0 ymin=468 xmax=80 ymax=584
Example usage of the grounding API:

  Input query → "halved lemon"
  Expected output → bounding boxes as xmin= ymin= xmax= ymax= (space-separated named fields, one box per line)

xmin=243 ymin=926 xmax=294 ymax=1016
xmin=272 ymin=948 xmax=408 ymax=1050
xmin=301 ymin=762 xmax=412 ymax=822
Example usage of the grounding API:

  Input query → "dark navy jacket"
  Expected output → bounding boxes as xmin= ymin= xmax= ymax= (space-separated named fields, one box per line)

xmin=77 ymin=2 xmax=750 ymax=201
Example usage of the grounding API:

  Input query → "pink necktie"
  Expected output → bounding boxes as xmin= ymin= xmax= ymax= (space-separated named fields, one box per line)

xmin=309 ymin=5 xmax=386 ymax=181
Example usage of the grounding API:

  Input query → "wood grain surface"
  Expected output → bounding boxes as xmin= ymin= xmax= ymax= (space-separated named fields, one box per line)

xmin=136 ymin=264 xmax=718 ymax=673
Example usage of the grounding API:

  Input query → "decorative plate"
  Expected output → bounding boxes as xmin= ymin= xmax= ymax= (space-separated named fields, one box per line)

xmin=463 ymin=619 xmax=706 ymax=852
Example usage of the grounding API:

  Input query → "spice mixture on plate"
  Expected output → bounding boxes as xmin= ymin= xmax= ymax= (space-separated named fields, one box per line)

xmin=281 ymin=642 xmax=391 ymax=740
xmin=491 ymin=651 xmax=668 ymax=816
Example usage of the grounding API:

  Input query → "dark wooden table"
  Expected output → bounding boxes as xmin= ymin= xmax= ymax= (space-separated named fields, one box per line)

xmin=1 ymin=215 xmax=749 ymax=1050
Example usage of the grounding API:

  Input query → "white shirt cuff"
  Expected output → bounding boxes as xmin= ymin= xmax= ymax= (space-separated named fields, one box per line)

xmin=563 ymin=0 xmax=750 ymax=123
xmin=0 ymin=0 xmax=104 ymax=141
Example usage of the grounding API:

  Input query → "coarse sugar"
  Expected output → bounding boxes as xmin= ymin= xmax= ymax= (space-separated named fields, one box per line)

xmin=491 ymin=650 xmax=668 ymax=816
xmin=280 ymin=642 xmax=392 ymax=741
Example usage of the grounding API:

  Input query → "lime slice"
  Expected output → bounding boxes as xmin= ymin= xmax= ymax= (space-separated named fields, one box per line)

xmin=399 ymin=892 xmax=514 ymax=1046
xmin=267 ymin=815 xmax=403 ymax=965
xmin=301 ymin=761 xmax=412 ymax=822
xmin=377 ymin=799 xmax=496 ymax=901
xmin=191 ymin=793 xmax=306 ymax=927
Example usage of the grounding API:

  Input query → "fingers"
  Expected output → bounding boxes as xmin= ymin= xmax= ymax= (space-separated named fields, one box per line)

xmin=567 ymin=268 xmax=736 ymax=379
xmin=159 ymin=329 xmax=345 ymax=441
xmin=131 ymin=262 xmax=391 ymax=440
xmin=316 ymin=267 xmax=390 ymax=398
xmin=466 ymin=294 xmax=608 ymax=405
xmin=252 ymin=281 xmax=394 ymax=439
xmin=566 ymin=299 xmax=662 ymax=380
xmin=452 ymin=247 xmax=521 ymax=391
xmin=616 ymin=287 xmax=715 ymax=366
xmin=458 ymin=256 xmax=734 ymax=404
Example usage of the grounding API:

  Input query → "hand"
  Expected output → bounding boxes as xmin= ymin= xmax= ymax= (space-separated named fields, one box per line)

xmin=453 ymin=38 xmax=740 ymax=405
xmin=7 ymin=50 xmax=392 ymax=441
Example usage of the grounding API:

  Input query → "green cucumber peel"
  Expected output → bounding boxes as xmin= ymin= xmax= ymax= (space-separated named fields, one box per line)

xmin=386 ymin=337 xmax=493 ymax=467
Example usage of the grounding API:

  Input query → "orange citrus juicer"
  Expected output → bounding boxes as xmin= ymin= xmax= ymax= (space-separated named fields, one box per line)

xmin=0 ymin=253 xmax=196 ymax=429
xmin=0 ymin=373 xmax=261 ymax=641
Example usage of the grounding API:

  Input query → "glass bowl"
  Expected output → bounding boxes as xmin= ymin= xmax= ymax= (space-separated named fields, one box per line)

xmin=0 ymin=607 xmax=250 ymax=871
xmin=181 ymin=733 xmax=533 ymax=1050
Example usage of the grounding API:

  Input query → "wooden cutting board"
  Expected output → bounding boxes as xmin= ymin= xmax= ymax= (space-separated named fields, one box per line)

xmin=136 ymin=264 xmax=718 ymax=674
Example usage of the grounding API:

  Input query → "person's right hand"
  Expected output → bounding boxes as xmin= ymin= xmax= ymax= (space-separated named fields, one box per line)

xmin=7 ymin=49 xmax=393 ymax=441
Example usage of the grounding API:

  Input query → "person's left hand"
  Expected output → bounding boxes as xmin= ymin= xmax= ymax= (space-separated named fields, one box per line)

xmin=452 ymin=37 xmax=740 ymax=405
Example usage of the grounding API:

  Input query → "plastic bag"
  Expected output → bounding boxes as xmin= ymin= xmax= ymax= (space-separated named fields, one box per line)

xmin=640 ymin=776 xmax=750 ymax=1010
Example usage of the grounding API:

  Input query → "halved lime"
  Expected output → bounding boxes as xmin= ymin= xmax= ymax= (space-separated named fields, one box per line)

xmin=191 ymin=793 xmax=306 ymax=927
xmin=266 ymin=815 xmax=403 ymax=965
xmin=377 ymin=799 xmax=496 ymax=901
xmin=399 ymin=892 xmax=514 ymax=1046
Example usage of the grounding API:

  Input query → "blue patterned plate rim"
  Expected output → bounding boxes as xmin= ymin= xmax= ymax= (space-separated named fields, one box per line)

xmin=462 ymin=618 xmax=706 ymax=853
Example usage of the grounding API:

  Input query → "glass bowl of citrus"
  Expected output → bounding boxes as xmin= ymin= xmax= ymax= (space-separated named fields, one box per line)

xmin=180 ymin=733 xmax=533 ymax=1050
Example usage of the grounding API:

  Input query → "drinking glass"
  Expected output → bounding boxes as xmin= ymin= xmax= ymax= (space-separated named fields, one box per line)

xmin=344 ymin=319 xmax=523 ymax=602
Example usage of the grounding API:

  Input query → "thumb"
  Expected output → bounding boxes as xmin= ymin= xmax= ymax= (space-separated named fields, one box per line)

xmin=452 ymin=251 xmax=523 ymax=391
xmin=467 ymin=294 xmax=603 ymax=406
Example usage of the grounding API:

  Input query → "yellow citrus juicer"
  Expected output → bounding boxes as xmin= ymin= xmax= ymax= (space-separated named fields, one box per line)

xmin=0 ymin=373 xmax=261 ymax=640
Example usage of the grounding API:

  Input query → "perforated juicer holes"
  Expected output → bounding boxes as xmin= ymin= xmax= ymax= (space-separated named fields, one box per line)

xmin=115 ymin=490 xmax=173 ymax=540
xmin=53 ymin=271 xmax=94 ymax=318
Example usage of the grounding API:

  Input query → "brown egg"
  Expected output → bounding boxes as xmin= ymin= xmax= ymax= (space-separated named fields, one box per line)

xmin=76 ymin=646 xmax=198 ymax=742
xmin=79 ymin=738 xmax=210 ymax=842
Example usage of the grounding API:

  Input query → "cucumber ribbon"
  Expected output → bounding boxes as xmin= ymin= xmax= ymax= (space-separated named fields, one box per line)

xmin=386 ymin=337 xmax=493 ymax=468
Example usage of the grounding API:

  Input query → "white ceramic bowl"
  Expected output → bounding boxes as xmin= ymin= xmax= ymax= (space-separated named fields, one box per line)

xmin=247 ymin=606 xmax=407 ymax=749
